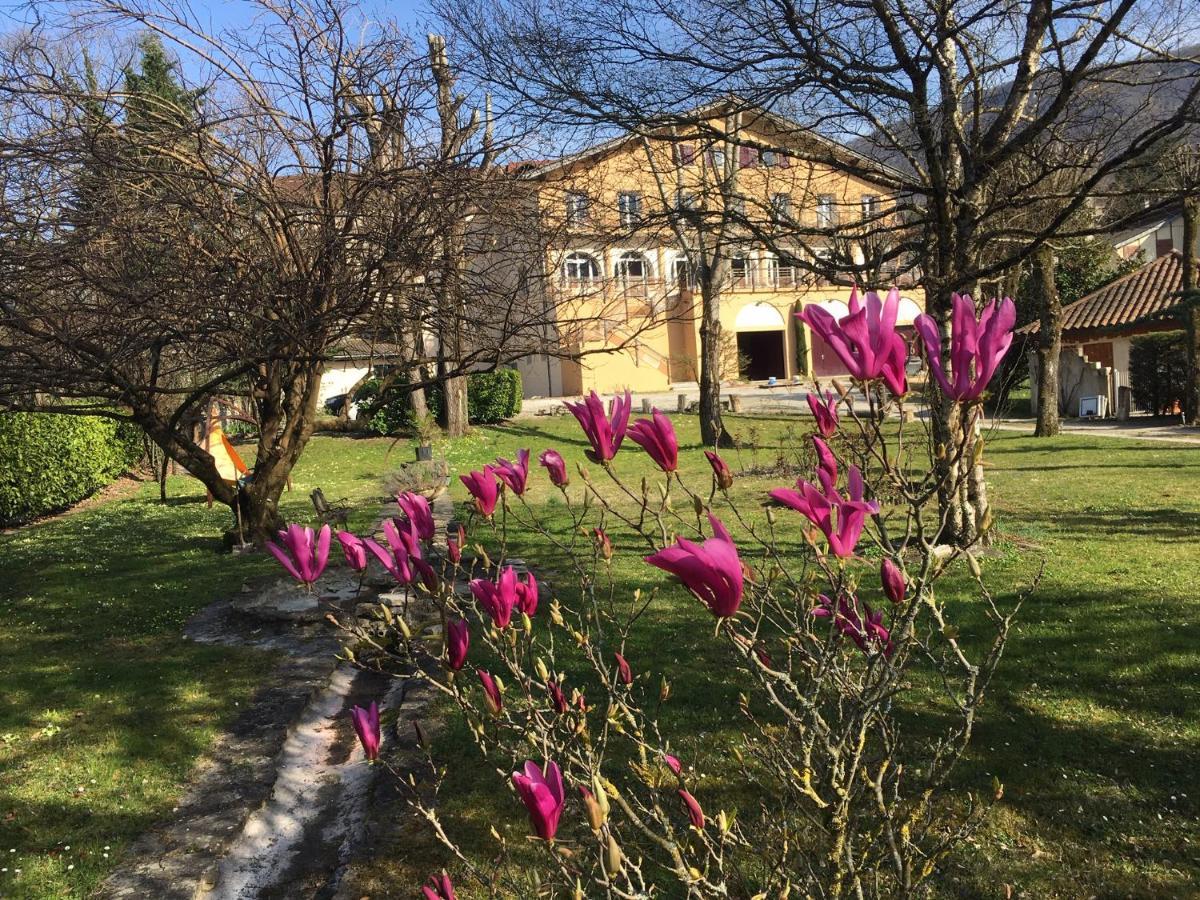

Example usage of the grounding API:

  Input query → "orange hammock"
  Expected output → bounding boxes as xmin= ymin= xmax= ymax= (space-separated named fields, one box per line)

xmin=203 ymin=421 xmax=249 ymax=483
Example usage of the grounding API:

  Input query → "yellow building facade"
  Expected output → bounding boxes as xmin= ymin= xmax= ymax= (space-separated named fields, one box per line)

xmin=512 ymin=106 xmax=924 ymax=397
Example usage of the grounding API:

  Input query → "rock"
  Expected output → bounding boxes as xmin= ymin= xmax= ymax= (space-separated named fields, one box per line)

xmin=231 ymin=574 xmax=351 ymax=624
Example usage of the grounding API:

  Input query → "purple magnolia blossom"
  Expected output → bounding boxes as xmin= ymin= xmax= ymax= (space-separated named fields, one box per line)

xmin=812 ymin=435 xmax=838 ymax=491
xmin=798 ymin=286 xmax=908 ymax=396
xmin=266 ymin=524 xmax=331 ymax=586
xmin=512 ymin=760 xmax=566 ymax=841
xmin=547 ymin=679 xmax=569 ymax=714
xmin=539 ymin=448 xmax=569 ymax=487
xmin=812 ymin=593 xmax=894 ymax=657
xmin=494 ymin=449 xmax=531 ymax=496
xmin=627 ymin=409 xmax=679 ymax=472
xmin=350 ymin=701 xmax=381 ymax=761
xmin=421 ymin=872 xmax=457 ymax=900
xmin=336 ymin=531 xmax=368 ymax=571
xmin=614 ymin=651 xmax=633 ymax=686
xmin=807 ymin=390 xmax=839 ymax=437
xmin=515 ymin=570 xmax=539 ymax=616
xmin=704 ymin=450 xmax=734 ymax=489
xmin=663 ymin=753 xmax=682 ymax=776
xmin=564 ymin=389 xmax=632 ymax=462
xmin=395 ymin=491 xmax=435 ymax=542
xmin=645 ymin=514 xmax=745 ymax=618
xmin=447 ymin=523 xmax=465 ymax=565
xmin=769 ymin=460 xmax=879 ymax=558
xmin=460 ymin=466 xmax=499 ymax=517
xmin=383 ymin=517 xmax=422 ymax=563
xmin=914 ymin=293 xmax=1017 ymax=402
xmin=881 ymin=557 xmax=906 ymax=604
xmin=679 ymin=789 xmax=705 ymax=830
xmin=362 ymin=535 xmax=414 ymax=584
xmin=446 ymin=618 xmax=469 ymax=671
xmin=470 ymin=566 xmax=521 ymax=629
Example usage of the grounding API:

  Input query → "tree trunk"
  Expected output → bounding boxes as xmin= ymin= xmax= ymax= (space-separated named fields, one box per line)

xmin=698 ymin=265 xmax=729 ymax=447
xmin=1182 ymin=197 xmax=1199 ymax=425
xmin=1033 ymin=244 xmax=1062 ymax=437
xmin=441 ymin=373 xmax=469 ymax=436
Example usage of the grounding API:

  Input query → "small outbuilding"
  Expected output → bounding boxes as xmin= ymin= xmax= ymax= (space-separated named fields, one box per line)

xmin=1025 ymin=251 xmax=1185 ymax=417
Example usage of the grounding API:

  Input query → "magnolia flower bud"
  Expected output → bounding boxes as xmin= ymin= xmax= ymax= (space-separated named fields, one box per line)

xmin=659 ymin=676 xmax=671 ymax=702
xmin=604 ymin=833 xmax=623 ymax=876
xmin=591 ymin=775 xmax=610 ymax=819
xmin=580 ymin=786 xmax=605 ymax=832
xmin=535 ymin=657 xmax=550 ymax=682
xmin=521 ymin=612 xmax=533 ymax=634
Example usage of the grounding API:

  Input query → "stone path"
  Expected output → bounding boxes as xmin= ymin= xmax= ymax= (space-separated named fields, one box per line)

xmin=101 ymin=494 xmax=451 ymax=899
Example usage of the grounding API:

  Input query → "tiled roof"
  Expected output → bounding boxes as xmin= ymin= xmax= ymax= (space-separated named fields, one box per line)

xmin=1023 ymin=251 xmax=1184 ymax=334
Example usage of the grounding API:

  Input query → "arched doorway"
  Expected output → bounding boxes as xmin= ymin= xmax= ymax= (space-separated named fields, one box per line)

xmin=734 ymin=302 xmax=787 ymax=381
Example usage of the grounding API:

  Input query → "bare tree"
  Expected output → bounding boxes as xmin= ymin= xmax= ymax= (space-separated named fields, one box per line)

xmin=0 ymin=0 xmax=617 ymax=541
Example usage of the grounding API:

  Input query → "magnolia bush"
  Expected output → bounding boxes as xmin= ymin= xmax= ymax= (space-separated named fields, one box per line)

xmin=267 ymin=289 xmax=1024 ymax=898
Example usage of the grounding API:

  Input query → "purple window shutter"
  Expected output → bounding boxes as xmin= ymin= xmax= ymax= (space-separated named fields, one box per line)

xmin=738 ymin=146 xmax=756 ymax=167
xmin=678 ymin=143 xmax=695 ymax=165
xmin=778 ymin=153 xmax=791 ymax=169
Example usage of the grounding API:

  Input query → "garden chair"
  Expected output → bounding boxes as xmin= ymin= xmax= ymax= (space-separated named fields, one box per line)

xmin=310 ymin=487 xmax=349 ymax=528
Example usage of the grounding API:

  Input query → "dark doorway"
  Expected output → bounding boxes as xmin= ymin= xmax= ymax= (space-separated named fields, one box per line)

xmin=737 ymin=330 xmax=786 ymax=381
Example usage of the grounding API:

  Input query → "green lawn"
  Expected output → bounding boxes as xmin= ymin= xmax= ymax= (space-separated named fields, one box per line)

xmin=1 ymin=420 xmax=1197 ymax=898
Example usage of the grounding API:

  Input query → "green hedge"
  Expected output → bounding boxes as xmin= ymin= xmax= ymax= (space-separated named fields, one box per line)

xmin=0 ymin=412 xmax=143 ymax=525
xmin=355 ymin=369 xmax=523 ymax=435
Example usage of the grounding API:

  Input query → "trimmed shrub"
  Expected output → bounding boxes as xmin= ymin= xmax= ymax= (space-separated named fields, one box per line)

xmin=354 ymin=368 xmax=523 ymax=435
xmin=0 ymin=412 xmax=143 ymax=524
xmin=1130 ymin=331 xmax=1186 ymax=414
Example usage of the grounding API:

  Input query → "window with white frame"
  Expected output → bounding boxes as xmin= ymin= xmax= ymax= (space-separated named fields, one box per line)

xmin=562 ymin=251 xmax=600 ymax=282
xmin=614 ymin=250 xmax=650 ymax=281
xmin=816 ymin=194 xmax=837 ymax=227
xmin=770 ymin=193 xmax=792 ymax=222
xmin=617 ymin=192 xmax=642 ymax=227
xmin=730 ymin=254 xmax=752 ymax=287
xmin=672 ymin=256 xmax=693 ymax=288
xmin=861 ymin=194 xmax=880 ymax=219
xmin=766 ymin=253 xmax=798 ymax=287
xmin=565 ymin=192 xmax=590 ymax=224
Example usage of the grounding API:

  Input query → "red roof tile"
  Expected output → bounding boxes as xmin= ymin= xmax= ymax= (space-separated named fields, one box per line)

xmin=1023 ymin=251 xmax=1185 ymax=334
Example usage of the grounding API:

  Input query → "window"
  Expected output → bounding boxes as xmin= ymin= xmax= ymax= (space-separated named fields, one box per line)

xmin=617 ymin=192 xmax=642 ymax=227
xmin=770 ymin=193 xmax=792 ymax=222
xmin=766 ymin=254 xmax=798 ymax=287
xmin=731 ymin=254 xmax=752 ymax=288
xmin=672 ymin=256 xmax=693 ymax=288
xmin=565 ymin=193 xmax=590 ymax=224
xmin=562 ymin=252 xmax=600 ymax=282
xmin=707 ymin=148 xmax=727 ymax=169
xmin=738 ymin=145 xmax=759 ymax=168
xmin=676 ymin=189 xmax=698 ymax=212
xmin=615 ymin=251 xmax=650 ymax=281
xmin=676 ymin=143 xmax=697 ymax=166
xmin=816 ymin=194 xmax=837 ymax=227
xmin=861 ymin=194 xmax=880 ymax=219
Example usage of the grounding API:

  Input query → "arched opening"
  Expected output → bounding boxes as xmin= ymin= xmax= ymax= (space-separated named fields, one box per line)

xmin=734 ymin=302 xmax=787 ymax=381
xmin=562 ymin=251 xmax=600 ymax=283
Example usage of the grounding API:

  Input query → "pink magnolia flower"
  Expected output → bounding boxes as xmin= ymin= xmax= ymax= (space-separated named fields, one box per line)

xmin=477 ymin=668 xmax=502 ymax=715
xmin=515 ymin=570 xmax=539 ymax=616
xmin=881 ymin=557 xmax=906 ymax=604
xmin=594 ymin=527 xmax=613 ymax=560
xmin=812 ymin=593 xmax=894 ymax=657
xmin=447 ymin=523 xmax=465 ymax=565
xmin=266 ymin=523 xmax=331 ymax=586
xmin=362 ymin=535 xmax=414 ymax=584
xmin=645 ymin=514 xmax=745 ymax=618
xmin=395 ymin=491 xmax=435 ymax=542
xmin=470 ymin=566 xmax=520 ymax=629
xmin=383 ymin=517 xmax=422 ymax=563
xmin=614 ymin=651 xmax=633 ymax=686
xmin=704 ymin=450 xmax=734 ymax=489
xmin=798 ymin=286 xmax=908 ymax=396
xmin=421 ymin=872 xmax=457 ymax=900
xmin=539 ymin=448 xmax=569 ymax=487
xmin=512 ymin=760 xmax=566 ymax=841
xmin=460 ymin=466 xmax=499 ymax=517
xmin=663 ymin=753 xmax=682 ymax=776
xmin=679 ymin=789 xmax=705 ymax=830
xmin=350 ymin=701 xmax=381 ymax=761
xmin=564 ymin=389 xmax=632 ymax=463
xmin=446 ymin=618 xmax=469 ymax=671
xmin=336 ymin=530 xmax=368 ymax=571
xmin=547 ymin=679 xmax=569 ymax=714
xmin=770 ymin=462 xmax=879 ymax=558
xmin=812 ymin=435 xmax=838 ymax=491
xmin=914 ymin=293 xmax=1017 ymax=402
xmin=807 ymin=390 xmax=839 ymax=437
xmin=627 ymin=409 xmax=679 ymax=472
xmin=494 ymin=449 xmax=531 ymax=496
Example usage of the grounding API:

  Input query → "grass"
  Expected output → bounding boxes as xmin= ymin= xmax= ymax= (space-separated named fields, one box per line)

xmin=0 ymin=434 xmax=406 ymax=898
xmin=2 ymin=418 xmax=1197 ymax=897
